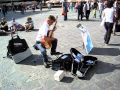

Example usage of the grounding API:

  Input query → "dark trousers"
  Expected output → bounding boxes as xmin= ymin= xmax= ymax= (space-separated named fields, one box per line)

xmin=51 ymin=38 xmax=57 ymax=53
xmin=104 ymin=22 xmax=114 ymax=44
xmin=78 ymin=12 xmax=83 ymax=20
xmin=36 ymin=38 xmax=57 ymax=63
xmin=64 ymin=13 xmax=67 ymax=21
xmin=86 ymin=10 xmax=90 ymax=20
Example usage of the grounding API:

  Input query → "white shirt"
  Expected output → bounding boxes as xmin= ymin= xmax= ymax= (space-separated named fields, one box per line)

xmin=86 ymin=3 xmax=90 ymax=10
xmin=36 ymin=21 xmax=55 ymax=41
xmin=98 ymin=2 xmax=104 ymax=10
xmin=103 ymin=7 xmax=115 ymax=23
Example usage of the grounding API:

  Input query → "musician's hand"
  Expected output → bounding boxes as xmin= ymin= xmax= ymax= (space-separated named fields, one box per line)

xmin=41 ymin=38 xmax=45 ymax=44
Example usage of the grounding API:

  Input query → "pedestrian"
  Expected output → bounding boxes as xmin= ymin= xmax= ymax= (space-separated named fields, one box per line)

xmin=98 ymin=1 xmax=104 ymax=19
xmin=92 ymin=1 xmax=98 ymax=18
xmin=62 ymin=0 xmax=69 ymax=21
xmin=114 ymin=1 xmax=120 ymax=35
xmin=47 ymin=2 xmax=51 ymax=10
xmin=1 ymin=5 xmax=6 ymax=17
xmin=84 ymin=1 xmax=91 ymax=20
xmin=76 ymin=1 xmax=83 ymax=21
xmin=102 ymin=1 xmax=115 ymax=45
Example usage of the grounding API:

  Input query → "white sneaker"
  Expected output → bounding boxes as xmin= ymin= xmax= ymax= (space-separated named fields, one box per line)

xmin=104 ymin=43 xmax=108 ymax=46
xmin=76 ymin=71 xmax=83 ymax=77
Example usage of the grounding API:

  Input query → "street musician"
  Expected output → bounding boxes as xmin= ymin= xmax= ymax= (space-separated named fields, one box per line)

xmin=35 ymin=15 xmax=60 ymax=68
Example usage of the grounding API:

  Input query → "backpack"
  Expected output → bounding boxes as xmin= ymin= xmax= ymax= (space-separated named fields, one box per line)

xmin=7 ymin=35 xmax=29 ymax=59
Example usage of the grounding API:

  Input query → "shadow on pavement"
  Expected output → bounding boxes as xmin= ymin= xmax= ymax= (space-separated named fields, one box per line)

xmin=89 ymin=47 xmax=120 ymax=56
xmin=108 ymin=43 xmax=120 ymax=46
xmin=18 ymin=54 xmax=43 ymax=66
xmin=67 ymin=19 xmax=78 ymax=21
xmin=86 ymin=19 xmax=100 ymax=22
xmin=33 ymin=29 xmax=39 ymax=31
xmin=83 ymin=60 xmax=120 ymax=80
xmin=18 ymin=54 xmax=52 ymax=66
xmin=61 ymin=76 xmax=74 ymax=83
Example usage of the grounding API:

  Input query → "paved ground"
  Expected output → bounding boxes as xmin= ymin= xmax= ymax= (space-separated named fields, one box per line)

xmin=0 ymin=8 xmax=120 ymax=90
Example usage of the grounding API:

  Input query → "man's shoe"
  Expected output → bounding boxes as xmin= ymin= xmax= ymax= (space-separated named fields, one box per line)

xmin=51 ymin=52 xmax=62 ymax=55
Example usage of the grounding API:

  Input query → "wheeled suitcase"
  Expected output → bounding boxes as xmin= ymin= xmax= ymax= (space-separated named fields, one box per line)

xmin=70 ymin=48 xmax=97 ymax=78
xmin=7 ymin=34 xmax=32 ymax=63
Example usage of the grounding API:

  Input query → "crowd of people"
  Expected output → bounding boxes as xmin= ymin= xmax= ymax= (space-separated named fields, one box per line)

xmin=61 ymin=0 xmax=114 ymax=21
xmin=0 ymin=2 xmax=43 ymax=17
xmin=61 ymin=0 xmax=120 ymax=45
xmin=0 ymin=0 xmax=120 ymax=68
xmin=0 ymin=17 xmax=34 ymax=33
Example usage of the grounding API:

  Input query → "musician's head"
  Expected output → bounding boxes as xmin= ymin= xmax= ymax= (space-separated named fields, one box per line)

xmin=47 ymin=15 xmax=56 ymax=26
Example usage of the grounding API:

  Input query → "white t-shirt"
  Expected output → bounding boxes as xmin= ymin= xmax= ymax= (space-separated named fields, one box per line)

xmin=36 ymin=21 xmax=52 ymax=41
xmin=86 ymin=3 xmax=90 ymax=10
xmin=103 ymin=7 xmax=115 ymax=23
xmin=98 ymin=2 xmax=104 ymax=10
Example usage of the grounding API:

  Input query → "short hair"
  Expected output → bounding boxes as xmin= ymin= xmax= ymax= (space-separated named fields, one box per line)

xmin=27 ymin=17 xmax=32 ymax=21
xmin=106 ymin=1 xmax=113 ymax=8
xmin=48 ymin=15 xmax=56 ymax=22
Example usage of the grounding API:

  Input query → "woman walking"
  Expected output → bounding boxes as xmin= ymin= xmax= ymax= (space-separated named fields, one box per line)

xmin=102 ymin=1 xmax=115 ymax=45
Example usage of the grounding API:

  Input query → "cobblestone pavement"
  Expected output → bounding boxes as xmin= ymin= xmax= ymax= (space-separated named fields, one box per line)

xmin=0 ymin=8 xmax=120 ymax=90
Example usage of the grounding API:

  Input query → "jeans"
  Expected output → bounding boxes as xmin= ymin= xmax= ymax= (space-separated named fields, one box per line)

xmin=104 ymin=22 xmax=114 ymax=44
xmin=36 ymin=42 xmax=48 ymax=62
xmin=36 ymin=38 xmax=58 ymax=63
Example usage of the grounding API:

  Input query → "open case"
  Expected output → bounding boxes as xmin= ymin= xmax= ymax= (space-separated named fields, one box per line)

xmin=70 ymin=48 xmax=97 ymax=78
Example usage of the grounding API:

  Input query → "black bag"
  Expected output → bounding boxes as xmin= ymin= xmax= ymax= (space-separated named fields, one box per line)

xmin=7 ymin=36 xmax=28 ymax=56
xmin=58 ymin=54 xmax=72 ymax=71
xmin=7 ymin=35 xmax=32 ymax=63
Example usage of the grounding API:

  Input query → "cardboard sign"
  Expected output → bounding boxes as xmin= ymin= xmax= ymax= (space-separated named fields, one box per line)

xmin=77 ymin=24 xmax=93 ymax=54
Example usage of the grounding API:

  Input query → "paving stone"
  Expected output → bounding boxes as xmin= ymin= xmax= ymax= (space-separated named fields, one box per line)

xmin=96 ymin=79 xmax=114 ymax=90
xmin=2 ymin=78 xmax=22 ymax=90
xmin=51 ymin=85 xmax=69 ymax=90
xmin=21 ymin=80 xmax=42 ymax=90
xmin=106 ymin=72 xmax=120 ymax=83
xmin=108 ymin=87 xmax=120 ymax=90
xmin=81 ymin=84 xmax=101 ymax=90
